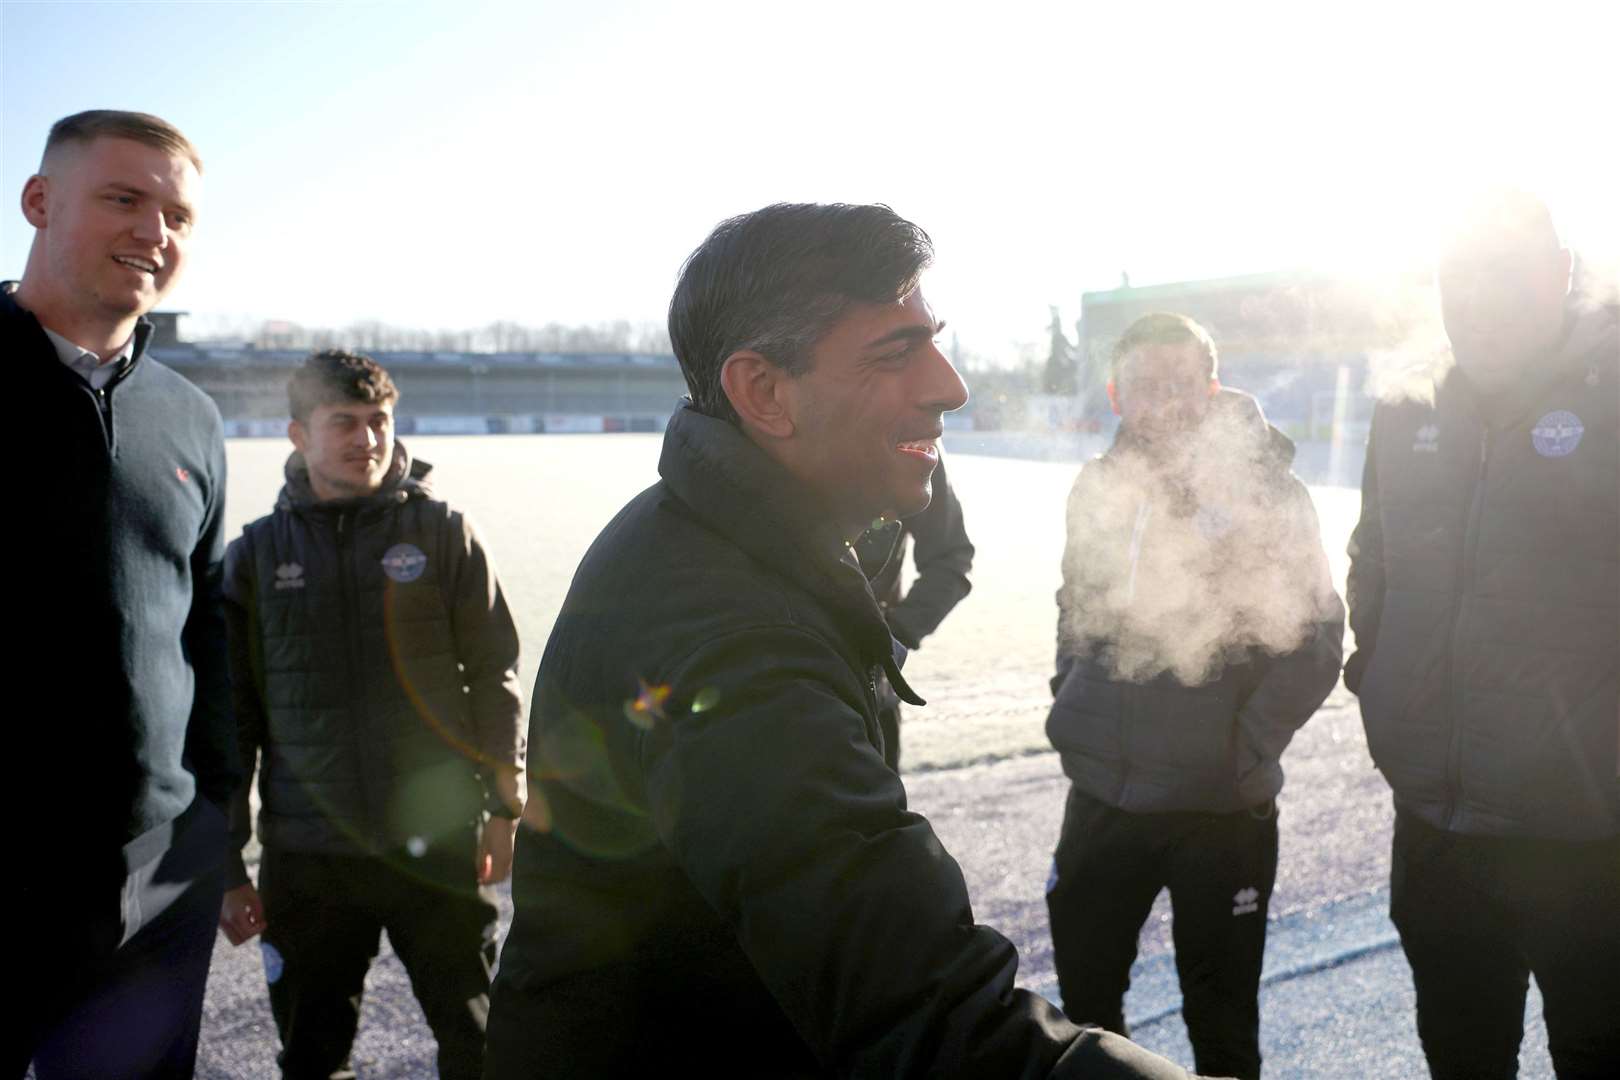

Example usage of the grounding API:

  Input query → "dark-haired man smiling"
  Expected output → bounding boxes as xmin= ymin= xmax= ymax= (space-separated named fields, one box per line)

xmin=486 ymin=203 xmax=1214 ymax=1079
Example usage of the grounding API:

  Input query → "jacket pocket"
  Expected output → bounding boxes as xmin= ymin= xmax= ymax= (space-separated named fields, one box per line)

xmin=1135 ymin=682 xmax=1240 ymax=776
xmin=1046 ymin=660 xmax=1126 ymax=764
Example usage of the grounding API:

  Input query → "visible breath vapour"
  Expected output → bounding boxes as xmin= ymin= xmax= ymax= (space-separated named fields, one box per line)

xmin=1058 ymin=391 xmax=1337 ymax=686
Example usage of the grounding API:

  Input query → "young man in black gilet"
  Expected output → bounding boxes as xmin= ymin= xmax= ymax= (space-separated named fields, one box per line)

xmin=220 ymin=351 xmax=525 ymax=1080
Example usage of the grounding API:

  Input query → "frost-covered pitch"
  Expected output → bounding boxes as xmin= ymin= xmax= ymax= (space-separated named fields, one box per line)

xmin=199 ymin=435 xmax=1552 ymax=1079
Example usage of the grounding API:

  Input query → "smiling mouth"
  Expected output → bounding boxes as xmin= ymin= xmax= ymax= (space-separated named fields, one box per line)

xmin=895 ymin=438 xmax=939 ymax=462
xmin=113 ymin=255 xmax=159 ymax=275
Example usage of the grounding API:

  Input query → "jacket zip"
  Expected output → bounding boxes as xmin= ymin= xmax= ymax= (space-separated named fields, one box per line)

xmin=1115 ymin=499 xmax=1152 ymax=805
xmin=1444 ymin=428 xmax=1490 ymax=828
xmin=336 ymin=510 xmax=379 ymax=840
xmin=93 ymin=386 xmax=113 ymax=449
xmin=89 ymin=359 xmax=137 ymax=453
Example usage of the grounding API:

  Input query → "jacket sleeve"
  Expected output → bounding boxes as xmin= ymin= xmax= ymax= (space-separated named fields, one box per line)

xmin=886 ymin=460 xmax=974 ymax=650
xmin=222 ymin=530 xmax=267 ymax=890
xmin=1343 ymin=408 xmax=1385 ymax=696
xmin=448 ymin=511 xmax=526 ymax=815
xmin=641 ymin=626 xmax=1193 ymax=1079
xmin=1053 ymin=468 xmax=1096 ymax=695
xmin=183 ymin=433 xmax=242 ymax=819
xmin=1233 ymin=478 xmax=1345 ymax=803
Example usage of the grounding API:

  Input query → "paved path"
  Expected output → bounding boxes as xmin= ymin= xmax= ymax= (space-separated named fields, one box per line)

xmin=197 ymin=699 xmax=1553 ymax=1077
xmin=193 ymin=439 xmax=1556 ymax=1077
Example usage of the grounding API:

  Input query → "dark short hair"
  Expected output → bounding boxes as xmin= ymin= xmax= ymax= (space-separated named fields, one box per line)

xmin=42 ymin=110 xmax=202 ymax=173
xmin=1111 ymin=312 xmax=1219 ymax=381
xmin=668 ymin=203 xmax=934 ymax=424
xmin=288 ymin=349 xmax=399 ymax=423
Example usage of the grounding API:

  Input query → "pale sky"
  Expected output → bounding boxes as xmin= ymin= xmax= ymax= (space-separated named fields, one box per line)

xmin=3 ymin=0 xmax=1615 ymax=360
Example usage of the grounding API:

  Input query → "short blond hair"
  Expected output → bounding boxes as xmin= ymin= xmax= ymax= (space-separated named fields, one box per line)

xmin=42 ymin=110 xmax=202 ymax=173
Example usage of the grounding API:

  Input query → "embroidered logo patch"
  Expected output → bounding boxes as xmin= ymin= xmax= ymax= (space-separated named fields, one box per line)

xmin=1232 ymin=886 xmax=1261 ymax=916
xmin=1531 ymin=410 xmax=1584 ymax=458
xmin=380 ymin=543 xmax=427 ymax=583
xmin=1412 ymin=424 xmax=1440 ymax=453
xmin=175 ymin=465 xmax=191 ymax=482
xmin=273 ymin=563 xmax=305 ymax=591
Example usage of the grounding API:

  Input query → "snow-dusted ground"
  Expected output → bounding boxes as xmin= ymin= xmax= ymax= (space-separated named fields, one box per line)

xmin=198 ymin=435 xmax=1552 ymax=1078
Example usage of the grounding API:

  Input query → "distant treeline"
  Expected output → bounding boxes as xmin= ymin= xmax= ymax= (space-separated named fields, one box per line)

xmin=233 ymin=318 xmax=675 ymax=356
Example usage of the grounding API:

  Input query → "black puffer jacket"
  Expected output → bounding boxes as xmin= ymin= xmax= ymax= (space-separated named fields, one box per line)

xmin=1346 ymin=296 xmax=1619 ymax=841
xmin=224 ymin=445 xmax=524 ymax=881
xmin=496 ymin=404 xmax=1196 ymax=1079
xmin=1049 ymin=390 xmax=1344 ymax=814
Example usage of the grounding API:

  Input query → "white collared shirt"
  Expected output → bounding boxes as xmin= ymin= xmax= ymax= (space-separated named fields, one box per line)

xmin=43 ymin=326 xmax=135 ymax=390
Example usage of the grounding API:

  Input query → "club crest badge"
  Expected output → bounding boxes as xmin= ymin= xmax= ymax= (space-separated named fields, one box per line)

xmin=381 ymin=543 xmax=428 ymax=583
xmin=1531 ymin=410 xmax=1583 ymax=458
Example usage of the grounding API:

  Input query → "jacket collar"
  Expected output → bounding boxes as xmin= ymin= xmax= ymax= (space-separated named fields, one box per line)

xmin=1447 ymin=296 xmax=1618 ymax=431
xmin=2 ymin=280 xmax=153 ymax=387
xmin=1107 ymin=387 xmax=1295 ymax=477
xmin=658 ymin=403 xmax=923 ymax=704
xmin=277 ymin=440 xmax=429 ymax=513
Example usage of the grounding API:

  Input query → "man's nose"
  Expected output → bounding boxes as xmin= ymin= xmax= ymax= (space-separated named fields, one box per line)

xmin=917 ymin=342 xmax=970 ymax=414
xmin=130 ymin=206 xmax=170 ymax=248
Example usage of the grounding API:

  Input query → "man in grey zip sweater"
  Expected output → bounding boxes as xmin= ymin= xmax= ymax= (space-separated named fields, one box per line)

xmin=9 ymin=110 xmax=236 ymax=1080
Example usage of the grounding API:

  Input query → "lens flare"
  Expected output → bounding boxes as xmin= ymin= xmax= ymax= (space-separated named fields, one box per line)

xmin=623 ymin=678 xmax=672 ymax=729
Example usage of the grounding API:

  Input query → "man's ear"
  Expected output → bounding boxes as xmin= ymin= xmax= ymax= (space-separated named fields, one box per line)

xmin=288 ymin=419 xmax=308 ymax=453
xmin=720 ymin=351 xmax=795 ymax=439
xmin=1208 ymin=377 xmax=1221 ymax=397
xmin=1105 ymin=380 xmax=1121 ymax=416
xmin=20 ymin=175 xmax=48 ymax=229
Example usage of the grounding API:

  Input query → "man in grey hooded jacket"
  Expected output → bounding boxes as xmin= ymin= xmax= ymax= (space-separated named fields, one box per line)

xmin=1047 ymin=312 xmax=1344 ymax=1080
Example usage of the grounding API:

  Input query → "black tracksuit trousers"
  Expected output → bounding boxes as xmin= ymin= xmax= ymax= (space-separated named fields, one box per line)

xmin=258 ymin=830 xmax=499 ymax=1080
xmin=1046 ymin=785 xmax=1279 ymax=1080
xmin=1390 ymin=811 xmax=1620 ymax=1080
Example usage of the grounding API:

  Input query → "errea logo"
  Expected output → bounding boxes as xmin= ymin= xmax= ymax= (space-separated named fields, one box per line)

xmin=1232 ymin=886 xmax=1261 ymax=916
xmin=274 ymin=563 xmax=305 ymax=591
xmin=1412 ymin=424 xmax=1440 ymax=453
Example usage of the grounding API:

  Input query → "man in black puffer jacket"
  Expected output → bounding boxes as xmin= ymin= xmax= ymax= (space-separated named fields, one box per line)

xmin=486 ymin=204 xmax=1217 ymax=1079
xmin=1045 ymin=313 xmax=1344 ymax=1080
xmin=1346 ymin=189 xmax=1619 ymax=1079
xmin=220 ymin=351 xmax=525 ymax=1080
